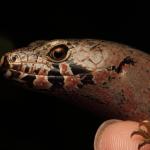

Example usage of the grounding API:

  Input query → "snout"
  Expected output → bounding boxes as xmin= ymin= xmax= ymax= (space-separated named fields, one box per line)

xmin=0 ymin=51 xmax=52 ymax=77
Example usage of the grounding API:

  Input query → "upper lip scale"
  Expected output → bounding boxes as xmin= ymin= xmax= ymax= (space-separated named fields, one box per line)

xmin=0 ymin=56 xmax=4 ymax=67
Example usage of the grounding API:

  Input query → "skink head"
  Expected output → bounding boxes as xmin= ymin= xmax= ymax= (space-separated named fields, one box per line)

xmin=0 ymin=39 xmax=104 ymax=91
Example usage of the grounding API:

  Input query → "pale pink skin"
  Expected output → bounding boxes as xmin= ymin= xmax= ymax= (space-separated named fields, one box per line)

xmin=94 ymin=120 xmax=150 ymax=150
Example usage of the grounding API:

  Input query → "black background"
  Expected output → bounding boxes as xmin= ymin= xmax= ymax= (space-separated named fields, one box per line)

xmin=0 ymin=1 xmax=149 ymax=150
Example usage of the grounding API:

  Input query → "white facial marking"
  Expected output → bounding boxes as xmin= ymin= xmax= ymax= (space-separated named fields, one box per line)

xmin=28 ymin=54 xmax=38 ymax=62
xmin=33 ymin=75 xmax=52 ymax=89
xmin=74 ymin=51 xmax=89 ymax=61
xmin=89 ymin=50 xmax=102 ymax=64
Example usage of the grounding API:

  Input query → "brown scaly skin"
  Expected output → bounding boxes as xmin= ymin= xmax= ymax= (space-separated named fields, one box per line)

xmin=0 ymin=39 xmax=150 ymax=149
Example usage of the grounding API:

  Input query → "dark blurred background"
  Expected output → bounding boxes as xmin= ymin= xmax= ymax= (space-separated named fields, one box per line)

xmin=0 ymin=1 xmax=149 ymax=150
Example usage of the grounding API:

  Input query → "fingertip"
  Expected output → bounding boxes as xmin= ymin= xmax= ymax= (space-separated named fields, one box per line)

xmin=94 ymin=119 xmax=121 ymax=150
xmin=94 ymin=119 xmax=150 ymax=150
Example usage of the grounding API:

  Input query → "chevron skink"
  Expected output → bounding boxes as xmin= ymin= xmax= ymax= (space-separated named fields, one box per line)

xmin=0 ymin=39 xmax=150 ymax=149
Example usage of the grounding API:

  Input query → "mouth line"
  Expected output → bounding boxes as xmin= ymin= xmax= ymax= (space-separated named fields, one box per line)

xmin=5 ymin=68 xmax=92 ymax=78
xmin=2 ymin=68 xmax=94 ymax=89
xmin=7 ymin=62 xmax=51 ymax=76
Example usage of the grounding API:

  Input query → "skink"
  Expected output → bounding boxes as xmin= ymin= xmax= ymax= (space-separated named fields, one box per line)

xmin=0 ymin=39 xmax=150 ymax=149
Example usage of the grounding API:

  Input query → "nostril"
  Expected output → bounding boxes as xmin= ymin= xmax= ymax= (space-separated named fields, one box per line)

xmin=9 ymin=54 xmax=18 ymax=62
xmin=11 ymin=55 xmax=17 ymax=62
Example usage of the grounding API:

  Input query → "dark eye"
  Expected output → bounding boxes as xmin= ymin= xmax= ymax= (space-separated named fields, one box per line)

xmin=48 ymin=44 xmax=69 ymax=62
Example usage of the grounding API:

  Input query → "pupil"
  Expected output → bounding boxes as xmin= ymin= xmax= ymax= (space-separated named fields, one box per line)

xmin=54 ymin=50 xmax=64 ymax=58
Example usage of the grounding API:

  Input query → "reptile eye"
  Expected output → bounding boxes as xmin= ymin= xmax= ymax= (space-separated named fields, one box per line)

xmin=48 ymin=44 xmax=69 ymax=62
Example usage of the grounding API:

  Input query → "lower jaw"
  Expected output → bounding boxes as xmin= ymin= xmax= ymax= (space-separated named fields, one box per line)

xmin=2 ymin=69 xmax=65 ymax=90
